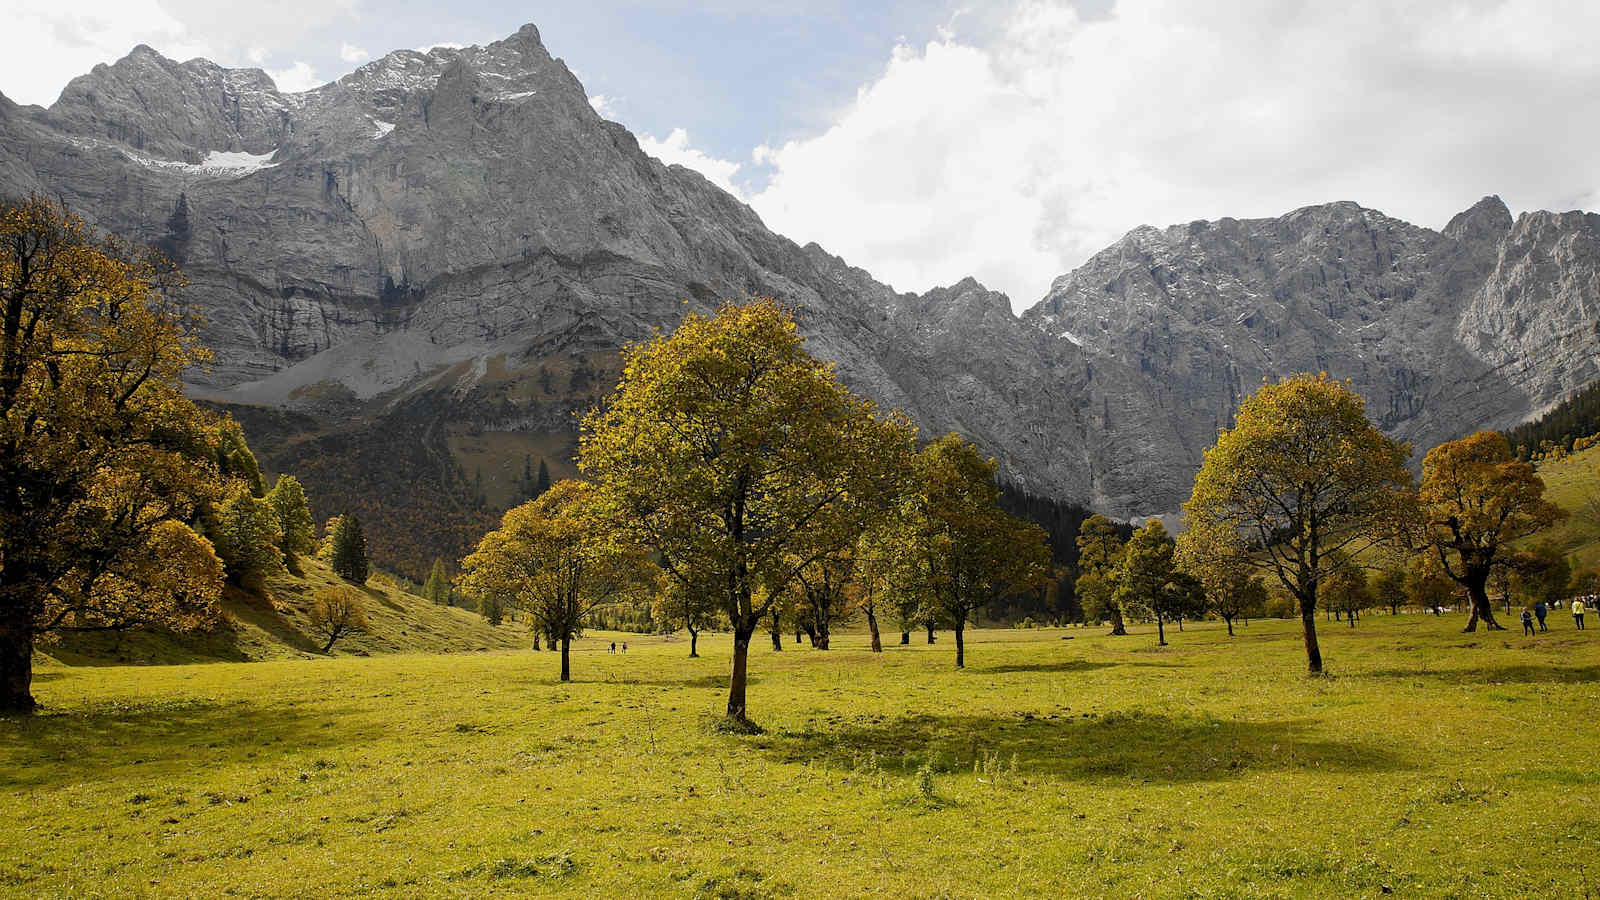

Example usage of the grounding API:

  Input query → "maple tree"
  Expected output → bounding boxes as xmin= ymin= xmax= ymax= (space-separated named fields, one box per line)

xmin=1178 ymin=374 xmax=1412 ymax=673
xmin=579 ymin=299 xmax=914 ymax=726
xmin=0 ymin=198 xmax=236 ymax=712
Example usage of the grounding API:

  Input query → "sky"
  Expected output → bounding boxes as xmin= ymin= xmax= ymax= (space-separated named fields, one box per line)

xmin=5 ymin=0 xmax=1600 ymax=310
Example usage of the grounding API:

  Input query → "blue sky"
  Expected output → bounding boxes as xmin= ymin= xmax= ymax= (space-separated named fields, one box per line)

xmin=7 ymin=1 xmax=1600 ymax=309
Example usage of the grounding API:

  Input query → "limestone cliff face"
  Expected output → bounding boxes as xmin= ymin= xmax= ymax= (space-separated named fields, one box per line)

xmin=1022 ymin=197 xmax=1534 ymax=479
xmin=1 ymin=22 xmax=1597 ymax=542
xmin=1457 ymin=209 xmax=1600 ymax=418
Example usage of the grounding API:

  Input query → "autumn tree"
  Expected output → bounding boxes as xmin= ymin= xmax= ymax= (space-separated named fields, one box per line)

xmin=1512 ymin=542 xmax=1572 ymax=609
xmin=459 ymin=480 xmax=650 ymax=680
xmin=899 ymin=434 xmax=1052 ymax=668
xmin=579 ymin=300 xmax=915 ymax=727
xmin=790 ymin=550 xmax=857 ymax=650
xmin=1372 ymin=567 xmax=1409 ymax=616
xmin=1113 ymin=519 xmax=1205 ymax=646
xmin=329 ymin=514 xmax=369 ymax=585
xmin=1415 ymin=431 xmax=1565 ymax=631
xmin=1178 ymin=374 xmax=1412 ymax=674
xmin=1076 ymin=514 xmax=1128 ymax=634
xmin=307 ymin=587 xmax=369 ymax=653
xmin=216 ymin=417 xmax=265 ymax=497
xmin=265 ymin=474 xmax=316 ymax=573
xmin=0 ymin=198 xmax=228 ymax=711
xmin=1177 ymin=547 xmax=1267 ymax=636
xmin=654 ymin=577 xmax=721 ymax=658
xmin=852 ymin=523 xmax=906 ymax=652
xmin=1320 ymin=555 xmax=1376 ymax=627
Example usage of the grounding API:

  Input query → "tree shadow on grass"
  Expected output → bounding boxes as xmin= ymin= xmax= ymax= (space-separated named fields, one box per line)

xmin=0 ymin=697 xmax=368 ymax=791
xmin=764 ymin=710 xmax=1408 ymax=784
xmin=1360 ymin=664 xmax=1600 ymax=685
xmin=606 ymin=673 xmax=740 ymax=690
xmin=971 ymin=659 xmax=1180 ymax=675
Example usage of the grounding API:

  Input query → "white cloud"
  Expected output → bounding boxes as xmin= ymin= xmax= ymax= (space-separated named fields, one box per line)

xmin=0 ymin=0 xmax=211 ymax=106
xmin=638 ymin=128 xmax=745 ymax=198
xmin=267 ymin=60 xmax=321 ymax=93
xmin=749 ymin=0 xmax=1600 ymax=309
xmin=339 ymin=42 xmax=370 ymax=64
xmin=414 ymin=41 xmax=467 ymax=54
xmin=588 ymin=94 xmax=615 ymax=118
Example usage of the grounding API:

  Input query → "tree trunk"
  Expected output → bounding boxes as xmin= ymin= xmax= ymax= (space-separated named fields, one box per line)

xmin=1300 ymin=600 xmax=1324 ymax=674
xmin=531 ymin=632 xmax=541 ymax=651
xmin=688 ymin=626 xmax=699 ymax=658
xmin=900 ymin=631 xmax=910 ymax=645
xmin=560 ymin=635 xmax=571 ymax=682
xmin=322 ymin=632 xmax=337 ymax=653
xmin=1156 ymin=615 xmax=1166 ymax=646
xmin=794 ymin=630 xmax=802 ymax=644
xmin=1461 ymin=569 xmax=1505 ymax=632
xmin=0 ymin=615 xmax=35 ymax=713
xmin=770 ymin=628 xmax=782 ymax=651
xmin=866 ymin=609 xmax=882 ymax=652
xmin=926 ymin=624 xmax=936 ymax=644
xmin=953 ymin=618 xmax=966 ymax=668
xmin=1176 ymin=617 xmax=1183 ymax=632
xmin=1109 ymin=608 xmax=1127 ymax=636
xmin=726 ymin=624 xmax=755 ymax=722
xmin=1224 ymin=614 xmax=1235 ymax=636
xmin=815 ymin=620 xmax=830 ymax=650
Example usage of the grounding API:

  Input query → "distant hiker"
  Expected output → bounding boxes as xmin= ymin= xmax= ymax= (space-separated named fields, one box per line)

xmin=1521 ymin=608 xmax=1535 ymax=636
xmin=1534 ymin=600 xmax=1549 ymax=632
xmin=609 ymin=642 xmax=616 ymax=654
xmin=621 ymin=642 xmax=628 ymax=653
xmin=1574 ymin=598 xmax=1587 ymax=631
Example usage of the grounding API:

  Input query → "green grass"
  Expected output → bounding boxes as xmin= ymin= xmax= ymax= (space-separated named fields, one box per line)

xmin=40 ymin=556 xmax=527 ymax=666
xmin=1532 ymin=443 xmax=1600 ymax=570
xmin=6 ymin=615 xmax=1600 ymax=898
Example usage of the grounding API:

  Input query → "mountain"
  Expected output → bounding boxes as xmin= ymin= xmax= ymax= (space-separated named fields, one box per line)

xmin=2 ymin=23 xmax=1597 ymax=575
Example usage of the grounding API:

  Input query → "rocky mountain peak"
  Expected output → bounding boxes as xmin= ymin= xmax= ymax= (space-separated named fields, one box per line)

xmin=1444 ymin=195 xmax=1513 ymax=244
xmin=3 ymin=20 xmax=1600 ymax=571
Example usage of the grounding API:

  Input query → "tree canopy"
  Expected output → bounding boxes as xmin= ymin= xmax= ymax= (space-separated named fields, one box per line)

xmin=0 ymin=197 xmax=226 ymax=712
xmin=1415 ymin=430 xmax=1565 ymax=631
xmin=458 ymin=479 xmax=652 ymax=680
xmin=898 ymin=434 xmax=1052 ymax=668
xmin=1113 ymin=519 xmax=1205 ymax=646
xmin=579 ymin=299 xmax=916 ymax=725
xmin=1178 ymin=374 xmax=1412 ymax=673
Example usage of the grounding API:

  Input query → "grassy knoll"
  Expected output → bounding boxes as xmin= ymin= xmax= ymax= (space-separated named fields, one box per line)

xmin=5 ymin=614 xmax=1599 ymax=898
xmin=40 ymin=557 xmax=526 ymax=666
xmin=1532 ymin=443 xmax=1600 ymax=570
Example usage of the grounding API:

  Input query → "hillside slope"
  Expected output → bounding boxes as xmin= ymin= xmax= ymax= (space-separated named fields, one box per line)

xmin=38 ymin=557 xmax=527 ymax=666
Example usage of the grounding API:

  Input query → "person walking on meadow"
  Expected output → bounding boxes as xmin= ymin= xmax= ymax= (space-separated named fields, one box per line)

xmin=1534 ymin=600 xmax=1549 ymax=632
xmin=609 ymin=641 xmax=616 ymax=654
xmin=1573 ymin=598 xmax=1587 ymax=630
xmin=1521 ymin=608 xmax=1535 ymax=636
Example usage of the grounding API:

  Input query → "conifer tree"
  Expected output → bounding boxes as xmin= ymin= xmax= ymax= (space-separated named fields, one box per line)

xmin=423 ymin=558 xmax=451 ymax=605
xmin=535 ymin=458 xmax=551 ymax=496
xmin=330 ymin=514 xmax=369 ymax=585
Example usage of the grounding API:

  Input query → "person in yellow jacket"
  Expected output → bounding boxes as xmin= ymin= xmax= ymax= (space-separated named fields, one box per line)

xmin=1573 ymin=597 xmax=1587 ymax=631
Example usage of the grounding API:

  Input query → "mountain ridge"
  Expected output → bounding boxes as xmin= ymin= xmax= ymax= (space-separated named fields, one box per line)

xmin=3 ymin=24 xmax=1598 ymax=574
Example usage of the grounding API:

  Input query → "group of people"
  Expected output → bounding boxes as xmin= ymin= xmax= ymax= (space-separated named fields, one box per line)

xmin=1520 ymin=596 xmax=1589 ymax=635
xmin=608 ymin=641 xmax=628 ymax=653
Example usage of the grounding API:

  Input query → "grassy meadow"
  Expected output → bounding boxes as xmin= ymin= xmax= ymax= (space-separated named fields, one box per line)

xmin=5 ymin=614 xmax=1600 ymax=898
